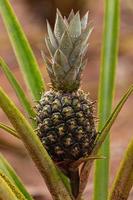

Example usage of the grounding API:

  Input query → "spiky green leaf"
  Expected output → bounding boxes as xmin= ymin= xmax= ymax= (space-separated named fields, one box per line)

xmin=47 ymin=20 xmax=58 ymax=48
xmin=45 ymin=37 xmax=56 ymax=57
xmin=54 ymin=9 xmax=67 ymax=41
xmin=54 ymin=49 xmax=70 ymax=72
xmin=67 ymin=9 xmax=74 ymax=23
xmin=81 ymin=11 xmax=89 ymax=30
xmin=59 ymin=31 xmax=73 ymax=57
xmin=52 ymin=62 xmax=65 ymax=81
xmin=41 ymin=51 xmax=53 ymax=73
xmin=69 ymin=42 xmax=83 ymax=66
xmin=79 ymin=25 xmax=93 ymax=45
xmin=68 ymin=12 xmax=81 ymax=41
xmin=65 ymin=68 xmax=78 ymax=82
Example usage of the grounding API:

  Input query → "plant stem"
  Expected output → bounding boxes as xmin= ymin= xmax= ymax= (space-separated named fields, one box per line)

xmin=109 ymin=138 xmax=133 ymax=200
xmin=69 ymin=169 xmax=79 ymax=198
xmin=93 ymin=0 xmax=120 ymax=199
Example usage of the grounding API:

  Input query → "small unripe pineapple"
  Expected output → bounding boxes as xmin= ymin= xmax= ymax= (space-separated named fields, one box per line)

xmin=36 ymin=9 xmax=97 ymax=163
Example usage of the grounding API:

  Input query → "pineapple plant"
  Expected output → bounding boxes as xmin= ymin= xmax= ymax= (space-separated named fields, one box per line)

xmin=0 ymin=1 xmax=133 ymax=200
xmin=36 ymin=9 xmax=97 ymax=164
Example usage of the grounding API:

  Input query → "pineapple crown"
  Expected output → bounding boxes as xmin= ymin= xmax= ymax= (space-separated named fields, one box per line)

xmin=42 ymin=9 xmax=93 ymax=92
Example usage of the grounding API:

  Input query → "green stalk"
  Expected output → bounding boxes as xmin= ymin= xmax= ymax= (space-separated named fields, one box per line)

xmin=0 ymin=87 xmax=72 ymax=200
xmin=94 ymin=0 xmax=120 ymax=200
xmin=109 ymin=138 xmax=133 ymax=200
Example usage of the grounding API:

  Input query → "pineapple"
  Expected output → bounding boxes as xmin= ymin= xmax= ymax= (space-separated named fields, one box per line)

xmin=36 ymin=9 xmax=97 ymax=164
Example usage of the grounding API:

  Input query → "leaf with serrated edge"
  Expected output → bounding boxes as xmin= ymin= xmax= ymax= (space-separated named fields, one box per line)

xmin=80 ymin=25 xmax=93 ymax=45
xmin=69 ymin=42 xmax=82 ymax=65
xmin=67 ymin=9 xmax=74 ymax=23
xmin=76 ymin=59 xmax=87 ymax=81
xmin=64 ymin=68 xmax=78 ymax=82
xmin=54 ymin=49 xmax=70 ymax=72
xmin=52 ymin=62 xmax=65 ymax=81
xmin=54 ymin=9 xmax=67 ymax=42
xmin=69 ymin=27 xmax=92 ymax=65
xmin=74 ymin=56 xmax=82 ymax=69
xmin=81 ymin=11 xmax=89 ymax=30
xmin=47 ymin=20 xmax=58 ymax=48
xmin=82 ymin=43 xmax=89 ymax=56
xmin=78 ymin=59 xmax=87 ymax=74
xmin=76 ymin=59 xmax=87 ymax=82
xmin=41 ymin=51 xmax=53 ymax=73
xmin=45 ymin=37 xmax=56 ymax=57
xmin=41 ymin=52 xmax=57 ymax=87
xmin=63 ymin=16 xmax=69 ymax=27
xmin=59 ymin=31 xmax=73 ymax=57
xmin=68 ymin=12 xmax=81 ymax=41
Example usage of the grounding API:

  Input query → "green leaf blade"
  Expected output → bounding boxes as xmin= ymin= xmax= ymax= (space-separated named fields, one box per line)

xmin=0 ymin=171 xmax=28 ymax=200
xmin=0 ymin=122 xmax=19 ymax=139
xmin=78 ymin=85 xmax=133 ymax=200
xmin=94 ymin=0 xmax=120 ymax=200
xmin=98 ymin=85 xmax=133 ymax=147
xmin=0 ymin=58 xmax=36 ymax=126
xmin=0 ymin=155 xmax=33 ymax=200
xmin=0 ymin=0 xmax=45 ymax=100
xmin=0 ymin=173 xmax=19 ymax=200
xmin=109 ymin=137 xmax=133 ymax=200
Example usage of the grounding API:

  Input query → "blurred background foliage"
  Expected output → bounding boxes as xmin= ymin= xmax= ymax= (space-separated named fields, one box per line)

xmin=0 ymin=0 xmax=133 ymax=199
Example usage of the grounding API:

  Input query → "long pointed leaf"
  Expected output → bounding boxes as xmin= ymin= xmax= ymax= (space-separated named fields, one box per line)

xmin=77 ymin=85 xmax=133 ymax=200
xmin=0 ymin=122 xmax=19 ymax=139
xmin=0 ymin=57 xmax=36 ymax=126
xmin=0 ymin=87 xmax=72 ymax=200
xmin=0 ymin=173 xmax=19 ymax=200
xmin=81 ymin=11 xmax=89 ymax=30
xmin=0 ymin=171 xmax=26 ymax=200
xmin=0 ymin=0 xmax=45 ymax=100
xmin=68 ymin=12 xmax=81 ymax=41
xmin=97 ymin=85 xmax=133 ymax=150
xmin=54 ymin=9 xmax=67 ymax=41
xmin=0 ymin=154 xmax=33 ymax=200
xmin=94 ymin=0 xmax=120 ymax=199
xmin=109 ymin=137 xmax=133 ymax=200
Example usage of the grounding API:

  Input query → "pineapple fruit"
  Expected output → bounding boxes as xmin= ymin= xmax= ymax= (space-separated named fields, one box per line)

xmin=36 ymin=9 xmax=97 ymax=164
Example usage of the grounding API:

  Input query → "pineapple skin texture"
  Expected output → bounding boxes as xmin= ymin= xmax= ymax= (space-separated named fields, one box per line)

xmin=36 ymin=10 xmax=97 ymax=163
xmin=36 ymin=89 xmax=97 ymax=162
